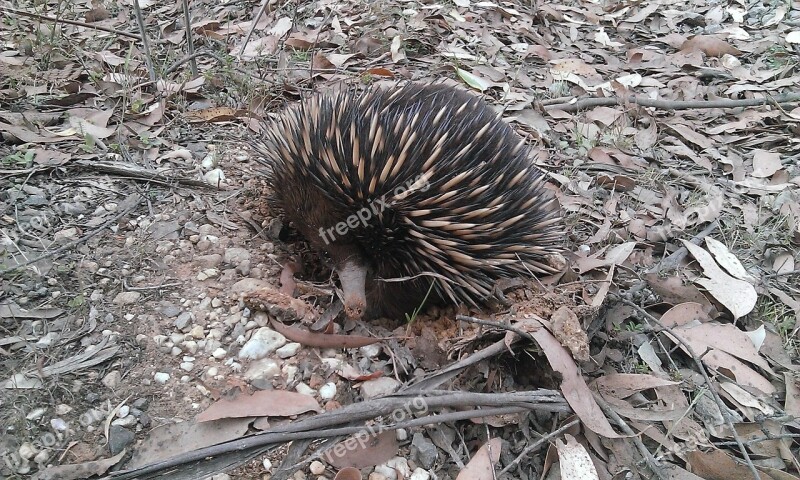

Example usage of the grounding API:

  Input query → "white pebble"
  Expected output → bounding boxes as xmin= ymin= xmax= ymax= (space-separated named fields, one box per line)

xmin=276 ymin=342 xmax=302 ymax=359
xmin=262 ymin=458 xmax=272 ymax=471
xmin=180 ymin=362 xmax=194 ymax=372
xmin=295 ymin=382 xmax=316 ymax=396
xmin=309 ymin=460 xmax=325 ymax=475
xmin=212 ymin=347 xmax=227 ymax=359
xmin=319 ymin=382 xmax=337 ymax=400
xmin=153 ymin=372 xmax=170 ymax=384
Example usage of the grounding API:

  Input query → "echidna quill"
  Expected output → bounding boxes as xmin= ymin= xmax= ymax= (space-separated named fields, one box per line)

xmin=252 ymin=82 xmax=564 ymax=320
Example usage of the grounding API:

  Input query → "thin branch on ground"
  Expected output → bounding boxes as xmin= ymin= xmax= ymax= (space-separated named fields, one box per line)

xmin=647 ymin=221 xmax=719 ymax=274
xmin=131 ymin=0 xmax=156 ymax=82
xmin=0 ymin=6 xmax=143 ymax=40
xmin=544 ymin=92 xmax=800 ymax=113
xmin=4 ymin=196 xmax=142 ymax=274
xmin=181 ymin=0 xmax=198 ymax=77
xmin=456 ymin=314 xmax=537 ymax=343
xmin=499 ymin=418 xmax=580 ymax=475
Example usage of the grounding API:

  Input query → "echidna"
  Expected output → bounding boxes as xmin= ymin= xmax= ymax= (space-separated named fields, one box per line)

xmin=252 ymin=82 xmax=564 ymax=320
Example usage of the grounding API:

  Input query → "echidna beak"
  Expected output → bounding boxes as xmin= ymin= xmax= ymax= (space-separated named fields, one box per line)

xmin=338 ymin=260 xmax=368 ymax=320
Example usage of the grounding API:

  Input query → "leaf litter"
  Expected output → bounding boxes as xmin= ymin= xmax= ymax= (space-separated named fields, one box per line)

xmin=0 ymin=0 xmax=798 ymax=478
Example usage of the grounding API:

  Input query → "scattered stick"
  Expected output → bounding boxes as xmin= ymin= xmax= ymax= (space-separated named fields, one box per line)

xmin=544 ymin=92 xmax=800 ymax=113
xmin=0 ymin=6 xmax=143 ymax=41
xmin=647 ymin=221 xmax=719 ymax=274
xmin=456 ymin=314 xmax=537 ymax=343
xmin=5 ymin=196 xmax=142 ymax=274
xmin=131 ymin=0 xmax=156 ymax=82
xmin=499 ymin=418 xmax=580 ymax=475
xmin=181 ymin=0 xmax=198 ymax=77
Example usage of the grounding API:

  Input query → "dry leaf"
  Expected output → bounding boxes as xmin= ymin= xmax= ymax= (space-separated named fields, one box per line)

xmin=197 ymin=390 xmax=321 ymax=422
xmin=680 ymin=35 xmax=742 ymax=57
xmin=456 ymin=438 xmax=502 ymax=480
xmin=555 ymin=434 xmax=599 ymax=480
xmin=324 ymin=431 xmax=399 ymax=469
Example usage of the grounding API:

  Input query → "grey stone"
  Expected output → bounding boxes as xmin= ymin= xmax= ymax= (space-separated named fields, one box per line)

xmin=411 ymin=433 xmax=438 ymax=469
xmin=108 ymin=425 xmax=135 ymax=455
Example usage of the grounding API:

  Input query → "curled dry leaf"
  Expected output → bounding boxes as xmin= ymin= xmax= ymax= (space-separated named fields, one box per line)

xmin=680 ymin=35 xmax=742 ymax=57
xmin=555 ymin=434 xmax=600 ymax=480
xmin=680 ymin=240 xmax=757 ymax=319
xmin=456 ymin=437 xmax=502 ymax=480
xmin=196 ymin=390 xmax=321 ymax=422
xmin=31 ymin=450 xmax=126 ymax=480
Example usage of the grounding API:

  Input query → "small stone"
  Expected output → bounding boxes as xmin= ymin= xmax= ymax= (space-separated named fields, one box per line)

xmin=319 ymin=382 xmax=337 ymax=401
xmin=262 ymin=458 xmax=272 ymax=471
xmin=369 ymin=472 xmax=390 ymax=480
xmin=309 ymin=460 xmax=325 ymax=475
xmin=161 ymin=304 xmax=181 ymax=317
xmin=53 ymin=227 xmax=79 ymax=243
xmin=411 ymin=434 xmax=438 ymax=469
xmin=102 ymin=371 xmax=122 ymax=389
xmin=211 ymin=474 xmax=231 ymax=480
xmin=295 ymin=382 xmax=316 ymax=396
xmin=211 ymin=347 xmax=227 ymax=359
xmin=153 ymin=372 xmax=170 ymax=384
xmin=360 ymin=377 xmax=401 ymax=399
xmin=113 ymin=291 xmax=141 ymax=305
xmin=174 ymin=312 xmax=193 ymax=330
xmin=183 ymin=340 xmax=199 ymax=354
xmin=180 ymin=361 xmax=194 ymax=372
xmin=206 ymin=366 xmax=219 ymax=377
xmin=33 ymin=449 xmax=51 ymax=464
xmin=108 ymin=425 xmax=135 ymax=455
xmin=409 ymin=468 xmax=430 ymax=480
xmin=385 ymin=457 xmax=410 ymax=478
xmin=276 ymin=342 xmax=301 ymax=359
xmin=244 ymin=358 xmax=281 ymax=381
xmin=55 ymin=404 xmax=72 ymax=415
xmin=359 ymin=344 xmax=382 ymax=358
xmin=395 ymin=428 xmax=408 ymax=442
xmin=189 ymin=325 xmax=205 ymax=339
xmin=224 ymin=247 xmax=251 ymax=266
xmin=26 ymin=408 xmax=46 ymax=420
xmin=196 ymin=254 xmax=223 ymax=268
xmin=111 ymin=415 xmax=137 ymax=427
xmin=19 ymin=442 xmax=38 ymax=460
xmin=211 ymin=297 xmax=223 ymax=308
xmin=238 ymin=327 xmax=287 ymax=360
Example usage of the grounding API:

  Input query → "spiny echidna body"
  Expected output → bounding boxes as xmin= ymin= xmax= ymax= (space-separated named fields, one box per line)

xmin=253 ymin=82 xmax=564 ymax=320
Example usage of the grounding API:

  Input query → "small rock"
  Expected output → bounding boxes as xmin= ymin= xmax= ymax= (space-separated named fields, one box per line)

xmin=371 ymin=468 xmax=393 ymax=480
xmin=244 ymin=358 xmax=281 ymax=381
xmin=50 ymin=418 xmax=69 ymax=432
xmin=174 ymin=312 xmax=193 ymax=330
xmin=395 ymin=428 xmax=408 ymax=442
xmin=197 ymin=268 xmax=220 ymax=281
xmin=113 ymin=291 xmax=142 ymax=305
xmin=196 ymin=254 xmax=223 ymax=268
xmin=111 ymin=415 xmax=137 ymax=427
xmin=211 ymin=297 xmax=223 ymax=308
xmin=18 ymin=442 xmax=37 ymax=460
xmin=360 ymin=377 xmax=401 ymax=399
xmin=102 ymin=371 xmax=122 ymax=389
xmin=189 ymin=325 xmax=205 ymax=339
xmin=309 ymin=460 xmax=325 ymax=475
xmin=276 ymin=342 xmax=301 ymax=359
xmin=239 ymin=327 xmax=286 ymax=360
xmin=211 ymin=474 xmax=231 ymax=480
xmin=411 ymin=433 xmax=438 ymax=469
xmin=33 ymin=449 xmax=51 ymax=465
xmin=211 ymin=347 xmax=227 ymax=359
xmin=26 ymin=408 xmax=46 ymax=421
xmin=108 ymin=425 xmax=135 ymax=456
xmin=180 ymin=361 xmax=194 ymax=372
xmin=359 ymin=344 xmax=382 ymax=358
xmin=262 ymin=458 xmax=272 ymax=471
xmin=160 ymin=304 xmax=181 ymax=317
xmin=35 ymin=331 xmax=59 ymax=348
xmin=224 ymin=247 xmax=251 ymax=266
xmin=118 ymin=405 xmax=130 ymax=418
xmin=295 ymin=382 xmax=316 ymax=396
xmin=319 ymin=382 xmax=337 ymax=401
xmin=55 ymin=404 xmax=73 ymax=415
xmin=409 ymin=468 xmax=430 ymax=480
xmin=385 ymin=457 xmax=410 ymax=478
xmin=53 ymin=227 xmax=79 ymax=243
xmin=153 ymin=372 xmax=170 ymax=384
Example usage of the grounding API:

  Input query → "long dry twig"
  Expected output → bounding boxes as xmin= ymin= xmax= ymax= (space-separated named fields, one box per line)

xmin=0 ymin=6 xmax=143 ymax=40
xmin=544 ymin=92 xmax=800 ymax=112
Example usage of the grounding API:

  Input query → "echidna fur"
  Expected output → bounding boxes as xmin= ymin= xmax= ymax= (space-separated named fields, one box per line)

xmin=252 ymin=82 xmax=564 ymax=320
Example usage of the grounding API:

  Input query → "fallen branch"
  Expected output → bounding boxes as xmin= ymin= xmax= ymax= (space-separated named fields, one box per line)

xmin=544 ymin=92 xmax=800 ymax=113
xmin=0 ymin=6 xmax=143 ymax=41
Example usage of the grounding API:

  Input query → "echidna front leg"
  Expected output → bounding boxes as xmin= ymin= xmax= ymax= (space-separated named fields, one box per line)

xmin=337 ymin=259 xmax=368 ymax=319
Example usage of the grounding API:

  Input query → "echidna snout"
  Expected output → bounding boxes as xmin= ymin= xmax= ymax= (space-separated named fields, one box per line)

xmin=252 ymin=82 xmax=565 ymax=320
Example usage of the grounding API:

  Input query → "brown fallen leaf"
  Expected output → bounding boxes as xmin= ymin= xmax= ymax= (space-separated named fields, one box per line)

xmin=680 ymin=35 xmax=742 ymax=57
xmin=324 ymin=430 xmax=399 ymax=469
xmin=456 ymin=437 xmax=502 ymax=480
xmin=32 ymin=449 xmax=126 ymax=480
xmin=550 ymin=306 xmax=590 ymax=362
xmin=196 ymin=389 xmax=321 ymax=422
xmin=270 ymin=320 xmax=383 ymax=349
xmin=526 ymin=318 xmax=622 ymax=438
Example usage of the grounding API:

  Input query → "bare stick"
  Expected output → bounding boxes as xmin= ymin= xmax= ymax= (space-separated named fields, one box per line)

xmin=499 ymin=418 xmax=580 ymax=475
xmin=0 ymin=6 xmax=142 ymax=40
xmin=239 ymin=0 xmax=273 ymax=57
xmin=545 ymin=92 xmax=800 ymax=113
xmin=131 ymin=0 xmax=156 ymax=82
xmin=181 ymin=0 xmax=198 ymax=76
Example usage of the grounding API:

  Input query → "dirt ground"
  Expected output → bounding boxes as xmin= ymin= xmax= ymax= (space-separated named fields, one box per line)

xmin=2 ymin=0 xmax=800 ymax=479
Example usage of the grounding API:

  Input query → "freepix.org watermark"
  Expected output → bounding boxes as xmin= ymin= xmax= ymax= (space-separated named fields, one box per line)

xmin=318 ymin=173 xmax=431 ymax=245
xmin=323 ymin=396 xmax=428 ymax=463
